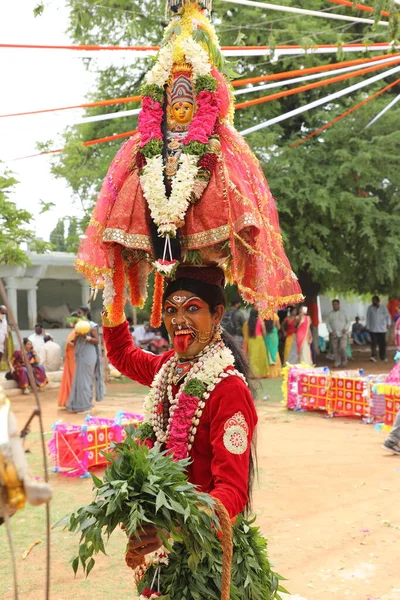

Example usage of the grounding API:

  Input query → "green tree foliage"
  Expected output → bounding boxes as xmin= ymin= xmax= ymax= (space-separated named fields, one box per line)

xmin=50 ymin=218 xmax=66 ymax=251
xmin=66 ymin=217 xmax=80 ymax=253
xmin=0 ymin=167 xmax=49 ymax=265
xmin=52 ymin=0 xmax=400 ymax=296
xmin=49 ymin=217 xmax=81 ymax=252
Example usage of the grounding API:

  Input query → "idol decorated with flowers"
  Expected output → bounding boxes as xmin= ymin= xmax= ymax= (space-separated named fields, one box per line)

xmin=76 ymin=0 xmax=303 ymax=327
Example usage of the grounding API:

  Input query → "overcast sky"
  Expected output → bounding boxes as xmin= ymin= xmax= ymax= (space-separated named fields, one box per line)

xmin=0 ymin=1 xmax=96 ymax=240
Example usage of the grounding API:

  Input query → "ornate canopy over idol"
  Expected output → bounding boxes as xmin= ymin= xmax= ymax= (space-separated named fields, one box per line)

xmin=76 ymin=0 xmax=303 ymax=325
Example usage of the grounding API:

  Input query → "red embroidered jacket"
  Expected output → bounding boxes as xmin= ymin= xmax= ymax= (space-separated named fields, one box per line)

xmin=103 ymin=321 xmax=258 ymax=519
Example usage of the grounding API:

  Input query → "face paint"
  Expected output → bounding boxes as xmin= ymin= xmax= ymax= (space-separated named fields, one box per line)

xmin=163 ymin=292 xmax=220 ymax=358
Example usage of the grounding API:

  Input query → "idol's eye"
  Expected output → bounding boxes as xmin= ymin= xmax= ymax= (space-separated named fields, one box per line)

xmin=164 ymin=305 xmax=177 ymax=315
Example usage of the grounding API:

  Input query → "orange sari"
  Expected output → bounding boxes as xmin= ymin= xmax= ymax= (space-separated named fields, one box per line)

xmin=58 ymin=331 xmax=76 ymax=407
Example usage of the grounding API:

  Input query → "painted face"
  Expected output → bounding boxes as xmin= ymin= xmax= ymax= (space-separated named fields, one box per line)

xmin=171 ymin=101 xmax=193 ymax=125
xmin=163 ymin=290 xmax=223 ymax=359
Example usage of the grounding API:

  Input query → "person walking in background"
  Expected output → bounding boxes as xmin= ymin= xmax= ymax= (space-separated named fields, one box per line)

xmin=28 ymin=323 xmax=46 ymax=354
xmin=264 ymin=313 xmax=282 ymax=378
xmin=221 ymin=296 xmax=246 ymax=348
xmin=58 ymin=314 xmax=78 ymax=408
xmin=67 ymin=312 xmax=105 ymax=413
xmin=242 ymin=308 xmax=269 ymax=378
xmin=9 ymin=338 xmax=48 ymax=394
xmin=327 ymin=299 xmax=350 ymax=367
xmin=296 ymin=306 xmax=313 ymax=365
xmin=282 ymin=306 xmax=299 ymax=365
xmin=366 ymin=296 xmax=391 ymax=362
xmin=40 ymin=335 xmax=62 ymax=372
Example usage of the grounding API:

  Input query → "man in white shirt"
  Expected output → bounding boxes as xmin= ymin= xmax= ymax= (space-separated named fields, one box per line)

xmin=0 ymin=305 xmax=8 ymax=363
xmin=28 ymin=323 xmax=46 ymax=354
xmin=39 ymin=335 xmax=62 ymax=372
xmin=366 ymin=296 xmax=391 ymax=362
xmin=326 ymin=299 xmax=351 ymax=368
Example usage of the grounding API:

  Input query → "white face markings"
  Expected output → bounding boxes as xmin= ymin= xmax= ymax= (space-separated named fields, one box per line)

xmin=172 ymin=295 xmax=187 ymax=304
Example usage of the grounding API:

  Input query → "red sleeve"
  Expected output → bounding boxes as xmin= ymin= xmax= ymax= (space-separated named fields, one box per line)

xmin=103 ymin=321 xmax=173 ymax=387
xmin=206 ymin=375 xmax=258 ymax=519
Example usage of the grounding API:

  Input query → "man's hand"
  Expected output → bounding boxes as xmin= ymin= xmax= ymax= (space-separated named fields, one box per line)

xmin=125 ymin=524 xmax=163 ymax=569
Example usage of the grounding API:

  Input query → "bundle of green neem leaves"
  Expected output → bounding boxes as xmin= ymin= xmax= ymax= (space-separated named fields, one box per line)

xmin=62 ymin=427 xmax=287 ymax=600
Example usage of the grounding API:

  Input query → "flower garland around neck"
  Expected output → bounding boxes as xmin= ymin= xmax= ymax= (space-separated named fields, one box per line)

xmin=137 ymin=35 xmax=221 ymax=247
xmin=137 ymin=341 xmax=247 ymax=461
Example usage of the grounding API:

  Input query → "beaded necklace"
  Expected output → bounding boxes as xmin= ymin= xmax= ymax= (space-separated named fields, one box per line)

xmin=144 ymin=340 xmax=247 ymax=458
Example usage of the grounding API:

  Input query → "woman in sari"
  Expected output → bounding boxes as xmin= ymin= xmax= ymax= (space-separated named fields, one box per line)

xmin=282 ymin=306 xmax=299 ymax=365
xmin=296 ymin=306 xmax=313 ymax=365
xmin=9 ymin=339 xmax=48 ymax=394
xmin=264 ymin=313 xmax=282 ymax=378
xmin=58 ymin=315 xmax=77 ymax=408
xmin=66 ymin=313 xmax=105 ymax=413
xmin=243 ymin=308 xmax=269 ymax=378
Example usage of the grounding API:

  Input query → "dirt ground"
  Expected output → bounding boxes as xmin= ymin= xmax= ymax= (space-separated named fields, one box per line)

xmin=1 ymin=361 xmax=400 ymax=600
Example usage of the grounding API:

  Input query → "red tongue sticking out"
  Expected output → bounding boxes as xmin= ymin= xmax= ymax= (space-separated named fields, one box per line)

xmin=174 ymin=333 xmax=192 ymax=353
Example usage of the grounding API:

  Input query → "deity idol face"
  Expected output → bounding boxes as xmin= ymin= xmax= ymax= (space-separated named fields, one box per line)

xmin=163 ymin=291 xmax=223 ymax=359
xmin=171 ymin=100 xmax=194 ymax=126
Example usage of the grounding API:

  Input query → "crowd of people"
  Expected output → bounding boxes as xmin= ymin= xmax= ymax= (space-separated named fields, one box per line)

xmin=0 ymin=306 xmax=105 ymax=413
xmin=223 ymin=299 xmax=313 ymax=379
xmin=1 ymin=294 xmax=400 ymax=401
xmin=326 ymin=296 xmax=397 ymax=367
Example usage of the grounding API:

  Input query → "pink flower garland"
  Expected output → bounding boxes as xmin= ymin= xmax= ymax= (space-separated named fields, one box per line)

xmin=139 ymin=97 xmax=164 ymax=147
xmin=166 ymin=393 xmax=200 ymax=460
xmin=184 ymin=90 xmax=220 ymax=145
xmin=138 ymin=89 xmax=219 ymax=150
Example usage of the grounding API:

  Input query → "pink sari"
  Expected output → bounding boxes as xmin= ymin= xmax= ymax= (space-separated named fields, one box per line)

xmin=296 ymin=316 xmax=313 ymax=365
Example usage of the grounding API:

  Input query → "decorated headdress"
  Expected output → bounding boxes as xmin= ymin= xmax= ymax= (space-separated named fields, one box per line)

xmin=170 ymin=72 xmax=194 ymax=106
xmin=75 ymin=0 xmax=303 ymax=327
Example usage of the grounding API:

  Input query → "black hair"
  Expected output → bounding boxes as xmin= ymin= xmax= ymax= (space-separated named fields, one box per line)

xmin=78 ymin=306 xmax=92 ymax=321
xmin=373 ymin=295 xmax=380 ymax=302
xmin=163 ymin=276 xmax=256 ymax=513
xmin=332 ymin=299 xmax=340 ymax=304
xmin=35 ymin=323 xmax=43 ymax=328
xmin=248 ymin=308 xmax=258 ymax=338
xmin=44 ymin=335 xmax=52 ymax=343
xmin=264 ymin=319 xmax=274 ymax=334
xmin=23 ymin=337 xmax=29 ymax=345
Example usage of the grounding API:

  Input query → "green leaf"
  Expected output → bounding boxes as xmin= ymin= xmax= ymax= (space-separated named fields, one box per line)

xmin=91 ymin=473 xmax=103 ymax=488
xmin=72 ymin=556 xmax=79 ymax=575
xmin=86 ymin=557 xmax=95 ymax=577
xmin=33 ymin=2 xmax=44 ymax=17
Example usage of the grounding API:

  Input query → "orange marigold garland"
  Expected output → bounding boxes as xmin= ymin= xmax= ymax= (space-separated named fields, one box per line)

xmin=127 ymin=261 xmax=145 ymax=309
xmin=109 ymin=248 xmax=126 ymax=325
xmin=150 ymin=271 xmax=164 ymax=328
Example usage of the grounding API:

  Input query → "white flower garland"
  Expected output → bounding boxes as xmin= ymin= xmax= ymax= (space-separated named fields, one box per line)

xmin=144 ymin=38 xmax=211 ymax=88
xmin=143 ymin=341 xmax=246 ymax=429
xmin=140 ymin=153 xmax=199 ymax=237
xmin=145 ymin=43 xmax=174 ymax=87
xmin=179 ymin=38 xmax=211 ymax=80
